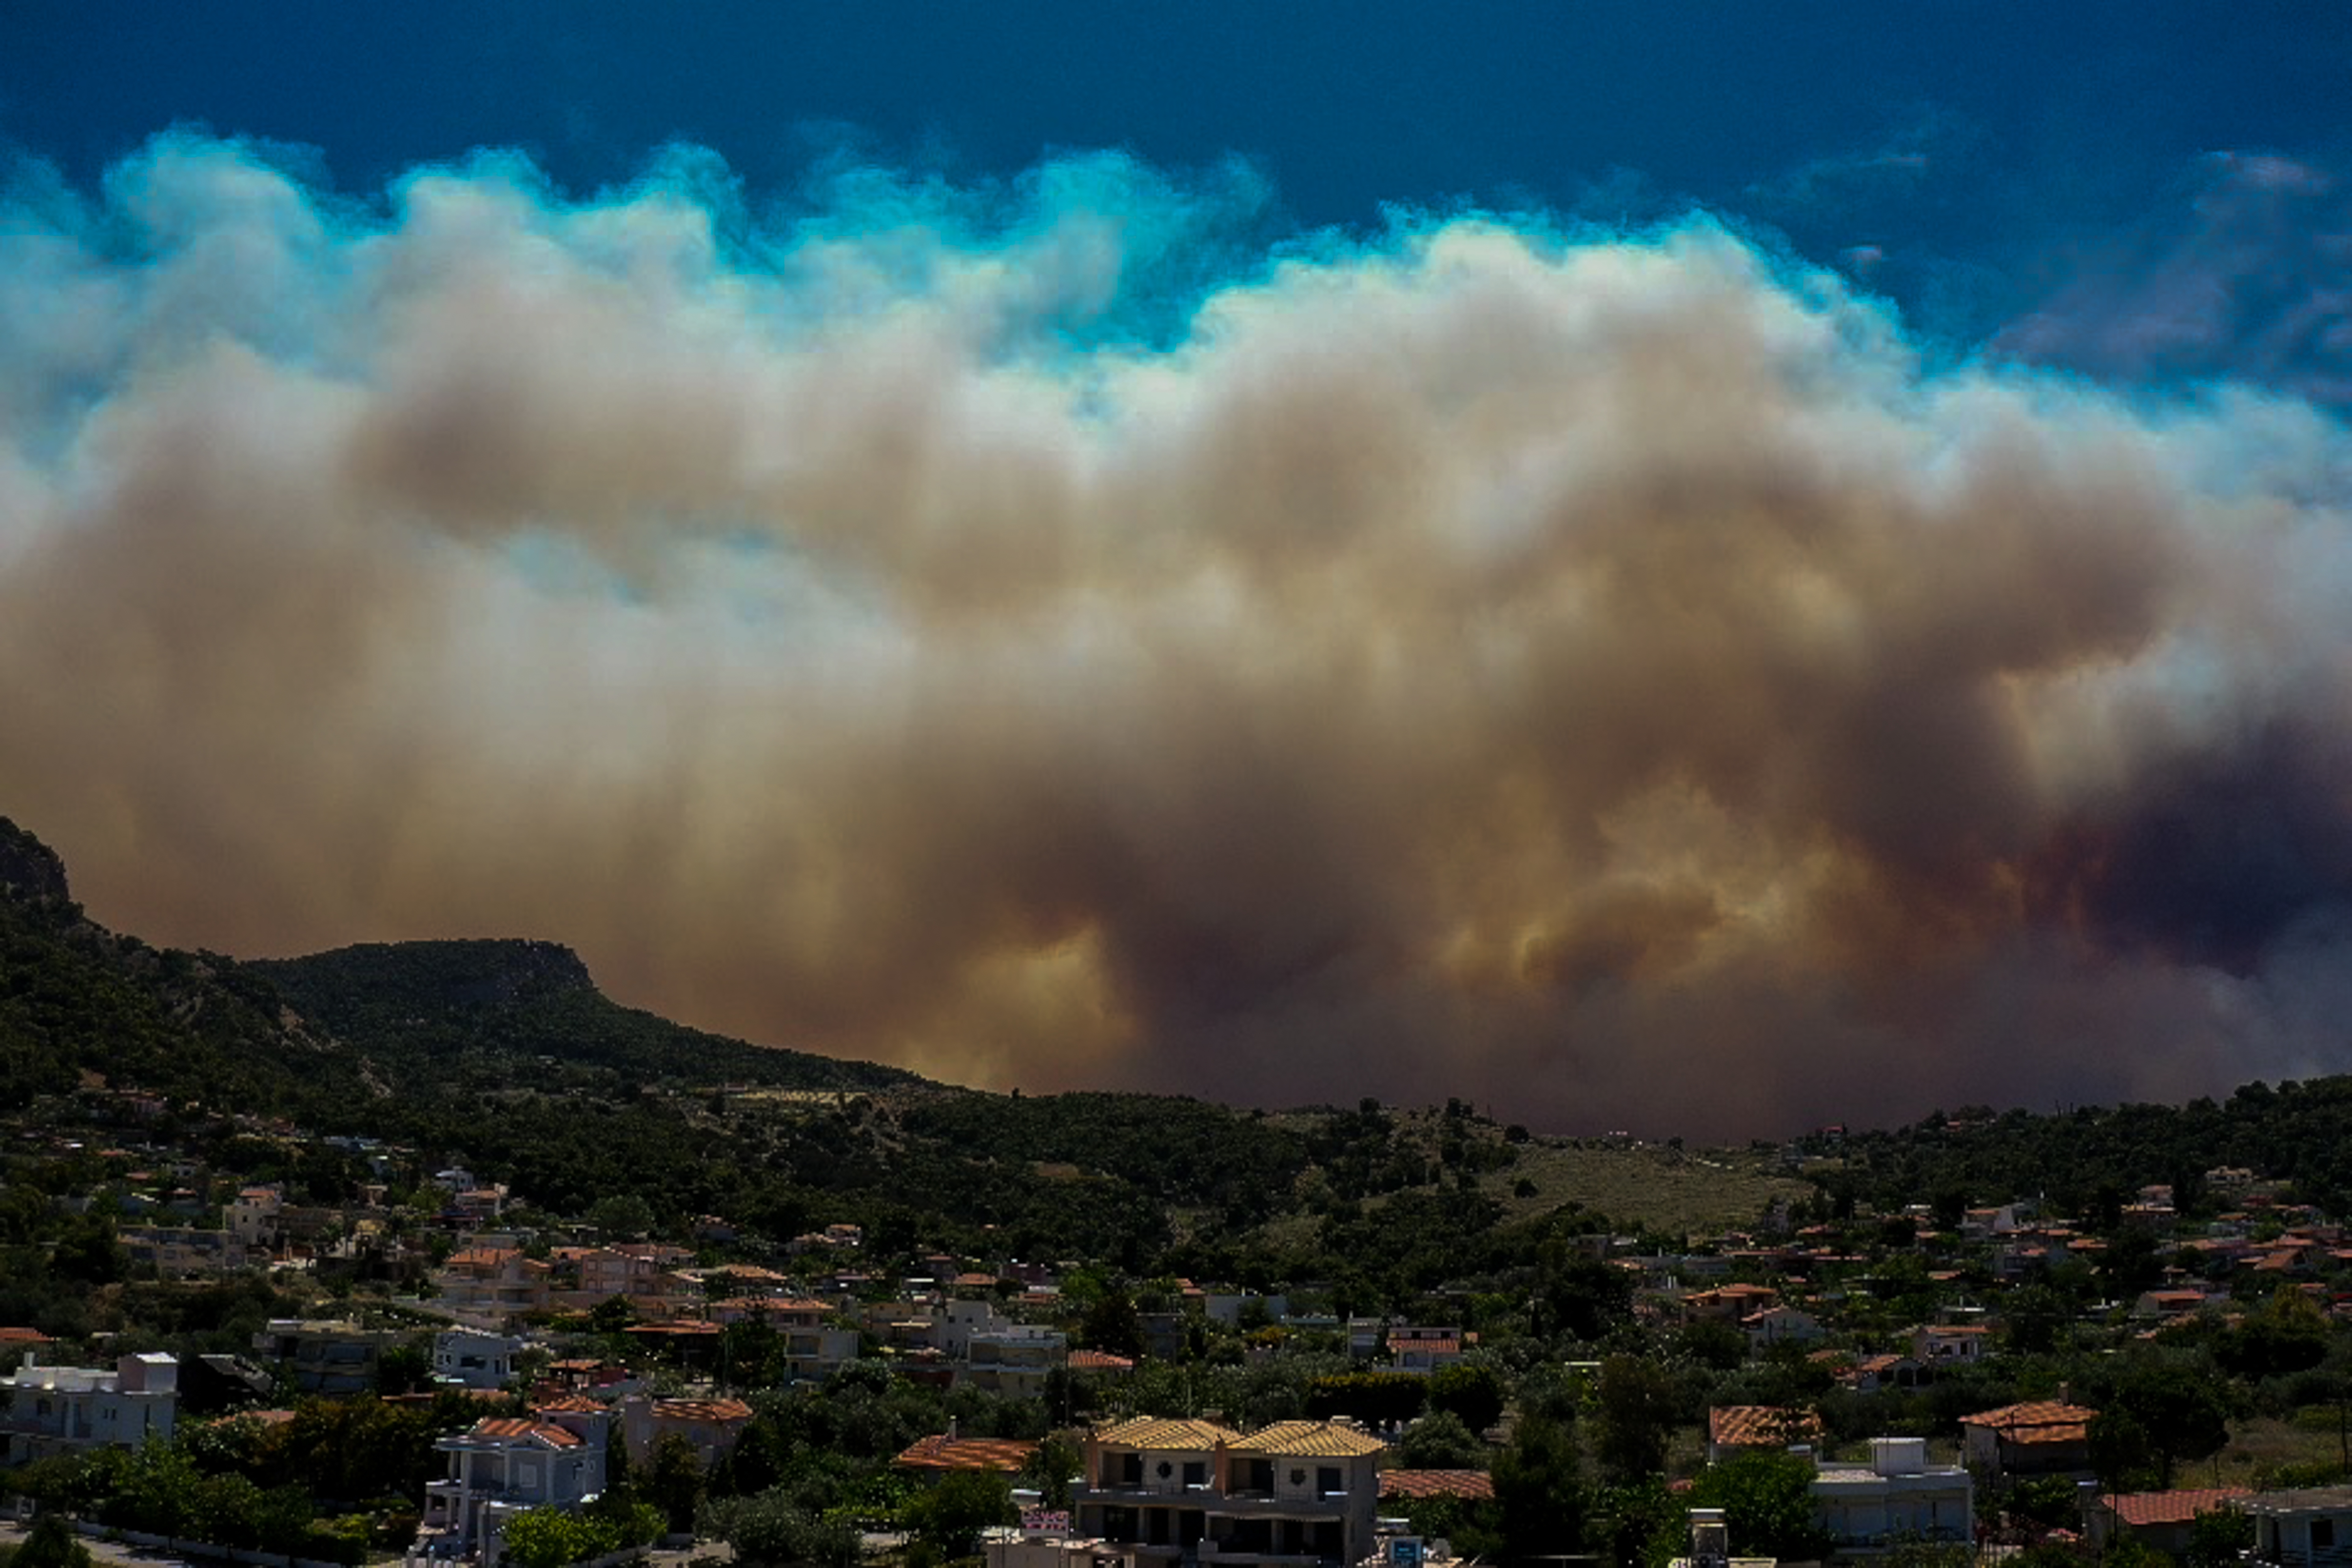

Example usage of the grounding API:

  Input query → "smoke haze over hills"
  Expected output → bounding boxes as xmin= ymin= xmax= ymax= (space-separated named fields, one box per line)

xmin=5 ymin=134 xmax=2352 ymax=1137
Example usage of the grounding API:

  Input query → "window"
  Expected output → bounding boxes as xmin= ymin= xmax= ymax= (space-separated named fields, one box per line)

xmin=2314 ymin=1521 xmax=2335 ymax=1550
xmin=1317 ymin=1467 xmax=1341 ymax=1495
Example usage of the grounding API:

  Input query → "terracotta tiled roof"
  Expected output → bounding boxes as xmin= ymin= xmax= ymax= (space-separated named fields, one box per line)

xmin=1392 ymin=1337 xmax=1462 ymax=1357
xmin=710 ymin=1296 xmax=831 ymax=1315
xmin=1961 ymin=1402 xmax=2097 ymax=1444
xmin=209 ymin=1409 xmax=296 ymax=1428
xmin=2104 ymin=1489 xmax=2249 ymax=1527
xmin=1068 ymin=1350 xmax=1135 ymax=1371
xmin=1709 ymin=1406 xmax=1823 ymax=1447
xmin=1381 ymin=1471 xmax=1494 ymax=1501
xmin=446 ymin=1247 xmax=521 ymax=1268
xmin=1233 ymin=1420 xmax=1386 ymax=1458
xmin=472 ymin=1418 xmax=583 ymax=1448
xmin=894 ymin=1434 xmax=1040 ymax=1472
xmin=652 ymin=1398 xmax=755 ymax=1423
xmin=533 ymin=1394 xmax=607 ymax=1415
xmin=0 ymin=1327 xmax=54 ymax=1344
xmin=1093 ymin=1416 xmax=1245 ymax=1450
xmin=1962 ymin=1400 xmax=2098 ymax=1428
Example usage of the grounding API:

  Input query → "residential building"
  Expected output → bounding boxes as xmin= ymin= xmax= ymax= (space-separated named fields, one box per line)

xmin=417 ymin=1411 xmax=606 ymax=1566
xmin=1682 ymin=1285 xmax=1780 ymax=1325
xmin=2095 ymin=1489 xmax=2250 ymax=1557
xmin=227 ymin=1186 xmax=285 ymax=1249
xmin=1203 ymin=1294 xmax=1288 ymax=1327
xmin=1076 ymin=1413 xmax=1239 ymax=1560
xmin=252 ymin=1319 xmax=407 ymax=1396
xmin=619 ymin=1393 xmax=754 ymax=1469
xmin=0 ymin=1352 xmax=179 ymax=1463
xmin=1073 ymin=1416 xmax=1385 ymax=1568
xmin=709 ymin=1297 xmax=860 ymax=1383
xmin=546 ymin=1244 xmax=697 ymax=1319
xmin=1811 ymin=1438 xmax=1974 ymax=1553
xmin=1214 ymin=1420 xmax=1385 ymax=1566
xmin=119 ymin=1225 xmax=248 ymax=1277
xmin=2246 ymin=1485 xmax=2352 ymax=1568
xmin=1707 ymin=1406 xmax=1823 ymax=1465
xmin=1959 ymin=1401 xmax=2097 ymax=1479
xmin=435 ymin=1248 xmax=551 ymax=1327
xmin=1909 ymin=1324 xmax=1992 ymax=1365
xmin=1386 ymin=1328 xmax=1472 ymax=1375
xmin=1742 ymin=1305 xmax=1822 ymax=1350
xmin=966 ymin=1326 xmax=1068 ymax=1400
xmin=433 ymin=1329 xmax=526 ymax=1390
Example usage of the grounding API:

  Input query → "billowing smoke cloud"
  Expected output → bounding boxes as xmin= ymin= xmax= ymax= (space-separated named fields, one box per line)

xmin=6 ymin=132 xmax=2352 ymax=1138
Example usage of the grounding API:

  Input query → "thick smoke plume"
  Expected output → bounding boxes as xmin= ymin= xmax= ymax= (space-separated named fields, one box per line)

xmin=5 ymin=134 xmax=2352 ymax=1137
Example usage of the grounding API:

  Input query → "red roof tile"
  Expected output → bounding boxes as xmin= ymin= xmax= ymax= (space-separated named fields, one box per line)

xmin=2105 ymin=1490 xmax=2249 ymax=1528
xmin=894 ymin=1434 xmax=1039 ymax=1472
xmin=472 ymin=1418 xmax=583 ymax=1448
xmin=1709 ymin=1406 xmax=1822 ymax=1448
xmin=1381 ymin=1471 xmax=1494 ymax=1501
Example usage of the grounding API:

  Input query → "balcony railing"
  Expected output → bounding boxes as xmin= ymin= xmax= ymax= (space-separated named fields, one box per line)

xmin=1082 ymin=1480 xmax=1217 ymax=1500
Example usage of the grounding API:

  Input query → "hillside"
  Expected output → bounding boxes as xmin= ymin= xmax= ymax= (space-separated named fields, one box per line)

xmin=30 ymin=808 xmax=2352 ymax=1292
xmin=254 ymin=938 xmax=920 ymax=1096
xmin=0 ymin=817 xmax=381 ymax=1117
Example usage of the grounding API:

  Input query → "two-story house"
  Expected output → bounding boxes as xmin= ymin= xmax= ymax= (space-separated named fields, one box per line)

xmin=435 ymin=1248 xmax=552 ymax=1327
xmin=433 ymin=1329 xmax=527 ymax=1390
xmin=707 ymin=1297 xmax=859 ymax=1384
xmin=548 ymin=1244 xmax=696 ymax=1320
xmin=1910 ymin=1324 xmax=1993 ymax=1366
xmin=1959 ymin=1401 xmax=2098 ymax=1480
xmin=2244 ymin=1486 xmax=2352 ymax=1568
xmin=253 ymin=1319 xmax=408 ymax=1395
xmin=965 ymin=1326 xmax=1067 ymax=1400
xmin=1078 ymin=1415 xmax=1238 ymax=1559
xmin=0 ymin=1353 xmax=178 ymax=1464
xmin=1811 ymin=1438 xmax=1974 ymax=1554
xmin=418 ymin=1410 xmax=606 ymax=1565
xmin=619 ymin=1394 xmax=754 ymax=1469
xmin=1211 ymin=1420 xmax=1385 ymax=1566
xmin=1073 ymin=1417 xmax=1384 ymax=1568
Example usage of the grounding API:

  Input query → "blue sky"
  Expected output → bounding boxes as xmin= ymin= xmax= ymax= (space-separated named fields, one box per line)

xmin=10 ymin=2 xmax=2350 ymax=373
xmin=7 ymin=3 xmax=2352 ymax=1134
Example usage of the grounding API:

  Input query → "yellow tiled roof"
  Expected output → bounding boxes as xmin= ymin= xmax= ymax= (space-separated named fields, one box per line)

xmin=1094 ymin=1416 xmax=1244 ymax=1450
xmin=1232 ymin=1420 xmax=1386 ymax=1458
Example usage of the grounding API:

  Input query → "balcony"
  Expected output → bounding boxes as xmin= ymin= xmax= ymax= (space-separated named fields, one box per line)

xmin=1080 ymin=1480 xmax=1218 ymax=1501
xmin=1201 ymin=1493 xmax=1352 ymax=1519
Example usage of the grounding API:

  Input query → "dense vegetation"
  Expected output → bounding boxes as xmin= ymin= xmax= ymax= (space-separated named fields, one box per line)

xmin=1805 ymin=1081 xmax=2352 ymax=1222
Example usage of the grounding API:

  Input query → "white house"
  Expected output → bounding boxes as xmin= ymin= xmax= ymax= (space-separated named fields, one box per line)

xmin=966 ymin=1326 xmax=1068 ymax=1400
xmin=433 ymin=1329 xmax=526 ymax=1390
xmin=1812 ymin=1438 xmax=1974 ymax=1554
xmin=417 ymin=1413 xmax=605 ymax=1566
xmin=2245 ymin=1485 xmax=2352 ymax=1568
xmin=0 ymin=1353 xmax=179 ymax=1464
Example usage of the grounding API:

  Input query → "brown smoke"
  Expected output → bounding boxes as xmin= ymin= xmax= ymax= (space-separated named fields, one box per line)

xmin=5 ymin=137 xmax=2351 ymax=1137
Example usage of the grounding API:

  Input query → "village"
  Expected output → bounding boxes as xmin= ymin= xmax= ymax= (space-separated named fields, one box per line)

xmin=6 ymin=1087 xmax=2352 ymax=1568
